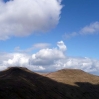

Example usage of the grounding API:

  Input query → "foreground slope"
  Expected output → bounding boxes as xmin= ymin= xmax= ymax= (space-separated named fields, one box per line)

xmin=0 ymin=67 xmax=99 ymax=99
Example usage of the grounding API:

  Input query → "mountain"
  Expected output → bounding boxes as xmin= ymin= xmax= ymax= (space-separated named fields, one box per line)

xmin=44 ymin=69 xmax=99 ymax=85
xmin=0 ymin=67 xmax=99 ymax=99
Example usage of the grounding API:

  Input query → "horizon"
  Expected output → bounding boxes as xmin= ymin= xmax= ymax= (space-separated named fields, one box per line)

xmin=0 ymin=66 xmax=96 ymax=75
xmin=0 ymin=0 xmax=99 ymax=75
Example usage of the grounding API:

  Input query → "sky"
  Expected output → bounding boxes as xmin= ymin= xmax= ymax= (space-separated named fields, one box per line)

xmin=0 ymin=0 xmax=99 ymax=75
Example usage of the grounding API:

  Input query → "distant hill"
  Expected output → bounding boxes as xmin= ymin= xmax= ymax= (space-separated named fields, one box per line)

xmin=44 ymin=69 xmax=99 ymax=85
xmin=0 ymin=67 xmax=99 ymax=99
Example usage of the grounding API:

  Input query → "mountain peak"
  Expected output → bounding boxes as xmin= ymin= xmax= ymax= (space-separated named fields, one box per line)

xmin=7 ymin=67 xmax=28 ymax=72
xmin=0 ymin=67 xmax=99 ymax=99
xmin=0 ymin=67 xmax=33 ymax=78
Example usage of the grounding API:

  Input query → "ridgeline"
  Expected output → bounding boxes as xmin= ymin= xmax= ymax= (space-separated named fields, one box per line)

xmin=0 ymin=67 xmax=99 ymax=99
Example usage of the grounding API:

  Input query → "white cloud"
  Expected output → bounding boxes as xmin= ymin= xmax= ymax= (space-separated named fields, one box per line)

xmin=14 ymin=43 xmax=50 ymax=52
xmin=57 ymin=41 xmax=67 ymax=51
xmin=63 ymin=32 xmax=78 ymax=39
xmin=0 ymin=41 xmax=99 ymax=75
xmin=54 ymin=57 xmax=97 ymax=72
xmin=3 ymin=53 xmax=29 ymax=66
xmin=31 ymin=48 xmax=65 ymax=66
xmin=25 ymin=41 xmax=66 ymax=71
xmin=63 ymin=21 xmax=99 ymax=39
xmin=80 ymin=22 xmax=99 ymax=34
xmin=32 ymin=43 xmax=50 ymax=49
xmin=0 ymin=0 xmax=62 ymax=40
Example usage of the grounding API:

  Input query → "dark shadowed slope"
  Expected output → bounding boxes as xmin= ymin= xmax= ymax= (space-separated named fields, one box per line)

xmin=0 ymin=67 xmax=99 ymax=99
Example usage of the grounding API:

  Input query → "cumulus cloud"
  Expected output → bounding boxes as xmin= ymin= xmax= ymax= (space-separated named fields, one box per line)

xmin=54 ymin=57 xmax=98 ymax=72
xmin=3 ymin=53 xmax=29 ymax=66
xmin=0 ymin=0 xmax=62 ymax=40
xmin=0 ymin=53 xmax=45 ymax=71
xmin=31 ymin=48 xmax=65 ymax=66
xmin=0 ymin=41 xmax=99 ymax=75
xmin=57 ymin=41 xmax=67 ymax=51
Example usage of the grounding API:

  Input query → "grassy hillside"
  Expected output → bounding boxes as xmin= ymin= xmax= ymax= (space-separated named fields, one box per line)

xmin=44 ymin=69 xmax=99 ymax=85
xmin=0 ymin=67 xmax=99 ymax=99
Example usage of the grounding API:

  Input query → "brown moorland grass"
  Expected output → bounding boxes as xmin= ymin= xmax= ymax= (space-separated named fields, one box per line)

xmin=0 ymin=67 xmax=99 ymax=99
xmin=43 ymin=69 xmax=99 ymax=85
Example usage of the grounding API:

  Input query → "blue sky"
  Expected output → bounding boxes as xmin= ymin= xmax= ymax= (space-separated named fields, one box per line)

xmin=0 ymin=0 xmax=99 ymax=75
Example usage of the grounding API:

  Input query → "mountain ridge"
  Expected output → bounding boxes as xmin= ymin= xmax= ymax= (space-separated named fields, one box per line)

xmin=0 ymin=67 xmax=99 ymax=99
